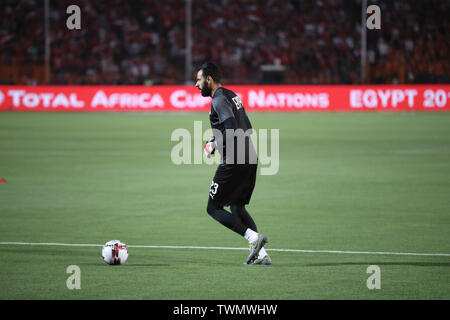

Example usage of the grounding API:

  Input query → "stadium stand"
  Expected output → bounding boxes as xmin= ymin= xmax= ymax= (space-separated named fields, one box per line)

xmin=0 ymin=0 xmax=448 ymax=85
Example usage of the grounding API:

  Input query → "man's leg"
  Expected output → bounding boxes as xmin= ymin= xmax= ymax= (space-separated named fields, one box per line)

xmin=231 ymin=204 xmax=271 ymax=265
xmin=207 ymin=164 xmax=267 ymax=264
xmin=230 ymin=204 xmax=257 ymax=232
xmin=206 ymin=197 xmax=247 ymax=236
xmin=206 ymin=199 xmax=267 ymax=263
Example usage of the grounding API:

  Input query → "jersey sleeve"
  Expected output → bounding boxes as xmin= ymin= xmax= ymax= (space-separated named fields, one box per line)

xmin=212 ymin=95 xmax=235 ymax=123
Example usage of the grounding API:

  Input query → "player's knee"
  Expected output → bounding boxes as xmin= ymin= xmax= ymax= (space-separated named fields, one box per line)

xmin=206 ymin=198 xmax=218 ymax=216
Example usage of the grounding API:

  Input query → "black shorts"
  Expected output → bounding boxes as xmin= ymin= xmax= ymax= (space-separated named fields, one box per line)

xmin=209 ymin=163 xmax=257 ymax=207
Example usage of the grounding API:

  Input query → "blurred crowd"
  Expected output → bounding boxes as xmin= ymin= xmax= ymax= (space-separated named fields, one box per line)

xmin=0 ymin=0 xmax=448 ymax=85
xmin=366 ymin=0 xmax=449 ymax=84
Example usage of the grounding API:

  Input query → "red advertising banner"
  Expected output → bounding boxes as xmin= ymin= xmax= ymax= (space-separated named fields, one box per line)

xmin=0 ymin=85 xmax=449 ymax=112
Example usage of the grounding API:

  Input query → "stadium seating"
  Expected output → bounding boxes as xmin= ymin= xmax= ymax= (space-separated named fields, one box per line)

xmin=0 ymin=0 xmax=448 ymax=85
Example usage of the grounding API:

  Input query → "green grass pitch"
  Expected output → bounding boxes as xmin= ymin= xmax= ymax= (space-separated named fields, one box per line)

xmin=0 ymin=111 xmax=449 ymax=300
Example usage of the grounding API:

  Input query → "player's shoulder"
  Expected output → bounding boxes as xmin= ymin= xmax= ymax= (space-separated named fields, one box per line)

xmin=213 ymin=87 xmax=236 ymax=105
xmin=213 ymin=87 xmax=236 ymax=99
xmin=212 ymin=88 xmax=229 ymax=106
xmin=220 ymin=87 xmax=237 ymax=99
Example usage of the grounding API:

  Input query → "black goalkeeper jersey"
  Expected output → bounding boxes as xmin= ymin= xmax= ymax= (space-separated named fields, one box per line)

xmin=209 ymin=87 xmax=257 ymax=165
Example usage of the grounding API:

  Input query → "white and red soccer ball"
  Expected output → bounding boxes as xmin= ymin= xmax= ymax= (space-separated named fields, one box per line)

xmin=102 ymin=240 xmax=128 ymax=265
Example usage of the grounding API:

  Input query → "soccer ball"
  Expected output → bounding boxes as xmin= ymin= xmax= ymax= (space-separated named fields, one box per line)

xmin=102 ymin=240 xmax=128 ymax=265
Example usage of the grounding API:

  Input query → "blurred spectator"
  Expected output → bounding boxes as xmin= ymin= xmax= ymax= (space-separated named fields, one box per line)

xmin=0 ymin=0 xmax=448 ymax=85
xmin=367 ymin=0 xmax=450 ymax=84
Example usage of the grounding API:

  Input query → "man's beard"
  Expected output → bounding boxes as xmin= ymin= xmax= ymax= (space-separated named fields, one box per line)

xmin=200 ymin=80 xmax=212 ymax=97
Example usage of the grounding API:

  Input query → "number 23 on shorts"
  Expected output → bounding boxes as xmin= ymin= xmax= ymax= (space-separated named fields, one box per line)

xmin=209 ymin=181 xmax=219 ymax=199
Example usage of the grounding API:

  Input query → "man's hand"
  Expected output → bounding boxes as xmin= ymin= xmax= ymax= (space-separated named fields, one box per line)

xmin=204 ymin=137 xmax=216 ymax=158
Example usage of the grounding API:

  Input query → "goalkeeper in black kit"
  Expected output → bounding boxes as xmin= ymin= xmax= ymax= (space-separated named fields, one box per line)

xmin=195 ymin=62 xmax=270 ymax=265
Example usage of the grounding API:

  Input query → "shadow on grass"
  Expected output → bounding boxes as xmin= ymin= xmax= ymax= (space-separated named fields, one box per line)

xmin=305 ymin=262 xmax=450 ymax=267
xmin=121 ymin=263 xmax=170 ymax=267
xmin=79 ymin=262 xmax=170 ymax=267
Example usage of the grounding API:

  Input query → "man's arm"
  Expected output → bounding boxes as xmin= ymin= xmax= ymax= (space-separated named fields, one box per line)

xmin=213 ymin=95 xmax=235 ymax=123
xmin=204 ymin=117 xmax=237 ymax=158
xmin=205 ymin=96 xmax=236 ymax=154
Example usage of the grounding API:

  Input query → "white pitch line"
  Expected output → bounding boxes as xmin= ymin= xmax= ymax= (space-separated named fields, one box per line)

xmin=0 ymin=242 xmax=102 ymax=247
xmin=0 ymin=241 xmax=449 ymax=257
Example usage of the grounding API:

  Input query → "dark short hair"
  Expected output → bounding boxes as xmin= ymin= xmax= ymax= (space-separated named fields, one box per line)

xmin=199 ymin=62 xmax=221 ymax=83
